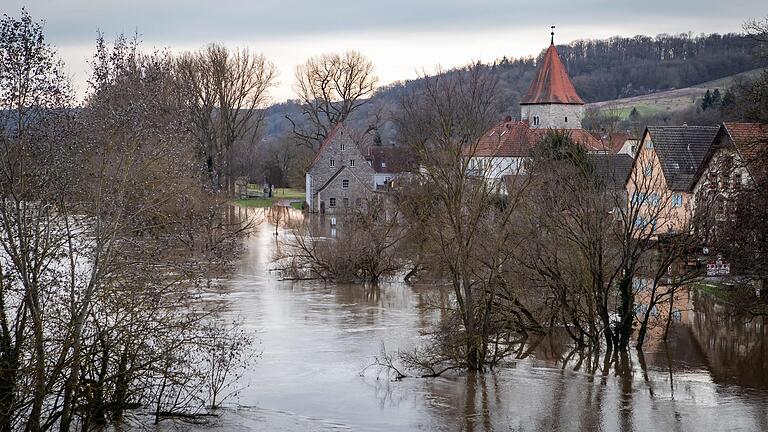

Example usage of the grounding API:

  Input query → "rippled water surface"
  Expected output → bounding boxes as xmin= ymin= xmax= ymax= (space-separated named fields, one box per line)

xmin=159 ymin=214 xmax=768 ymax=431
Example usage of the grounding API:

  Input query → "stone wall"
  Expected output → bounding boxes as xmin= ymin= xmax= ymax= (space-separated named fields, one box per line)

xmin=316 ymin=168 xmax=374 ymax=214
xmin=521 ymin=103 xmax=584 ymax=129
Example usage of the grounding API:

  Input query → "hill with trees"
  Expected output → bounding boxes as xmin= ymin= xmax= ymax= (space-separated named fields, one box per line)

xmin=250 ymin=31 xmax=767 ymax=187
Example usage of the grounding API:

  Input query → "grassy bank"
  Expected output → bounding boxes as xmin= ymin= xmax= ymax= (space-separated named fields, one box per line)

xmin=235 ymin=188 xmax=304 ymax=210
xmin=693 ymin=282 xmax=730 ymax=302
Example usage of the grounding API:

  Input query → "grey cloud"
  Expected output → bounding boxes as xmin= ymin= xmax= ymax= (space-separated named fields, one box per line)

xmin=5 ymin=0 xmax=763 ymax=46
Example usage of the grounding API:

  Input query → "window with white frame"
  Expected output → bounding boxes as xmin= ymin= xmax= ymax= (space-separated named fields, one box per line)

xmin=342 ymin=179 xmax=349 ymax=188
xmin=329 ymin=198 xmax=336 ymax=207
xmin=645 ymin=139 xmax=653 ymax=149
xmin=349 ymin=159 xmax=355 ymax=167
xmin=340 ymin=142 xmax=345 ymax=151
xmin=329 ymin=159 xmax=335 ymax=167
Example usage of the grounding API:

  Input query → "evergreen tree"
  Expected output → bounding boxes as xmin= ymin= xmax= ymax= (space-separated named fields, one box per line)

xmin=701 ymin=89 xmax=713 ymax=111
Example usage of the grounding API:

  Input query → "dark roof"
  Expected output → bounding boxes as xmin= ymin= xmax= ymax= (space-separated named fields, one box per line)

xmin=366 ymin=146 xmax=414 ymax=174
xmin=315 ymin=165 xmax=346 ymax=193
xmin=471 ymin=119 xmax=605 ymax=157
xmin=520 ymin=44 xmax=585 ymax=105
xmin=589 ymin=153 xmax=634 ymax=189
xmin=646 ymin=125 xmax=719 ymax=191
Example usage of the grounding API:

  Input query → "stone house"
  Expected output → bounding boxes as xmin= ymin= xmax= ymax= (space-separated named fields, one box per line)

xmin=625 ymin=125 xmax=719 ymax=234
xmin=305 ymin=124 xmax=412 ymax=214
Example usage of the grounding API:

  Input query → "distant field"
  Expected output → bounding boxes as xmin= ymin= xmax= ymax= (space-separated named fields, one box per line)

xmin=235 ymin=187 xmax=305 ymax=210
xmin=587 ymin=68 xmax=766 ymax=119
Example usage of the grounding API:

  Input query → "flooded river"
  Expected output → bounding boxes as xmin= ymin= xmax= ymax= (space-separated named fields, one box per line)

xmin=180 ymin=215 xmax=768 ymax=431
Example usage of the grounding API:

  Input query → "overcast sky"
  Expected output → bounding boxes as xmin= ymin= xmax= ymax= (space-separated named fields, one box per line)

xmin=6 ymin=1 xmax=766 ymax=102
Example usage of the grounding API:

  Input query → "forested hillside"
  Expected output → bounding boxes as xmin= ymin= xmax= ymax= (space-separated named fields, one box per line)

xmin=253 ymin=31 xmax=767 ymax=187
xmin=491 ymin=32 xmax=765 ymax=115
xmin=263 ymin=32 xmax=764 ymax=135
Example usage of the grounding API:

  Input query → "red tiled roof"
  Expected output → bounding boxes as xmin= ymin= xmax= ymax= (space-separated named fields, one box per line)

xmin=723 ymin=122 xmax=768 ymax=165
xmin=470 ymin=119 xmax=604 ymax=157
xmin=724 ymin=122 xmax=768 ymax=183
xmin=472 ymin=120 xmax=538 ymax=157
xmin=520 ymin=44 xmax=585 ymax=105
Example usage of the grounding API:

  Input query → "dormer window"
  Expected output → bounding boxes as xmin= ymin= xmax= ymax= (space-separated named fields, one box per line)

xmin=340 ymin=142 xmax=345 ymax=151
xmin=329 ymin=159 xmax=335 ymax=168
xmin=349 ymin=159 xmax=355 ymax=167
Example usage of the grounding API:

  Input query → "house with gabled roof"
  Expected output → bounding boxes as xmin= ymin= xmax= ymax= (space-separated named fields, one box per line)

xmin=691 ymin=122 xmax=768 ymax=223
xmin=625 ymin=125 xmax=719 ymax=233
xmin=305 ymin=124 xmax=413 ymax=214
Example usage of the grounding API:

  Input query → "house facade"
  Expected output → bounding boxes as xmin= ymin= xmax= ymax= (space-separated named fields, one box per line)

xmin=691 ymin=122 xmax=768 ymax=226
xmin=625 ymin=125 xmax=719 ymax=234
xmin=305 ymin=124 xmax=412 ymax=214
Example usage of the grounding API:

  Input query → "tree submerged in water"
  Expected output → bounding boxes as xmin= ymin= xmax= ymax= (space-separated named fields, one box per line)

xmin=0 ymin=11 xmax=257 ymax=430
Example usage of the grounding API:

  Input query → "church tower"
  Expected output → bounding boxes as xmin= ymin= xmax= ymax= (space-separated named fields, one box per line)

xmin=520 ymin=29 xmax=585 ymax=129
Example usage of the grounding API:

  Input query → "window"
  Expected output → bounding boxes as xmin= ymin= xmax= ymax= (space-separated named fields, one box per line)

xmin=734 ymin=172 xmax=742 ymax=190
xmin=381 ymin=162 xmax=387 ymax=168
xmin=342 ymin=179 xmax=349 ymax=188
xmin=355 ymin=198 xmax=362 ymax=207
xmin=565 ymin=116 xmax=568 ymax=123
xmin=329 ymin=198 xmax=336 ymax=207
xmin=648 ymin=193 xmax=661 ymax=207
xmin=349 ymin=159 xmax=355 ymax=167
xmin=343 ymin=198 xmax=349 ymax=207
xmin=643 ymin=165 xmax=653 ymax=177
xmin=329 ymin=159 xmax=335 ymax=168
xmin=644 ymin=139 xmax=654 ymax=149
xmin=672 ymin=193 xmax=683 ymax=208
xmin=340 ymin=142 xmax=345 ymax=151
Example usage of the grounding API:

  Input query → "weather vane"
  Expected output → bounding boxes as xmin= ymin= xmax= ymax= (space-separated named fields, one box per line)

xmin=551 ymin=26 xmax=556 ymax=45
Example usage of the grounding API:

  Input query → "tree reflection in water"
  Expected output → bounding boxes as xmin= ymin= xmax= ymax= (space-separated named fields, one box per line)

xmin=186 ymin=218 xmax=768 ymax=432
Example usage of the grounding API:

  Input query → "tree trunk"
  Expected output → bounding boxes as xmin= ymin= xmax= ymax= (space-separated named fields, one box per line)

xmin=615 ymin=275 xmax=634 ymax=349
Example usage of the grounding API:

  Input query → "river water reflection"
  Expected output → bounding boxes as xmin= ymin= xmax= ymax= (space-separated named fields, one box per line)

xmin=186 ymin=215 xmax=768 ymax=431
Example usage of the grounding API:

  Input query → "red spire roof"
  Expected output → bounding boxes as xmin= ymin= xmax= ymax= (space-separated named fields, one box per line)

xmin=520 ymin=43 xmax=584 ymax=105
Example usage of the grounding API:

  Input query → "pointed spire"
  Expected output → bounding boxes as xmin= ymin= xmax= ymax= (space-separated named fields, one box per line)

xmin=520 ymin=34 xmax=585 ymax=105
xmin=551 ymin=25 xmax=555 ymax=45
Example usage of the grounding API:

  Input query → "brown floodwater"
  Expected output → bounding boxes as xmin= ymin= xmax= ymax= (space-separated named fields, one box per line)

xmin=161 ymin=211 xmax=768 ymax=431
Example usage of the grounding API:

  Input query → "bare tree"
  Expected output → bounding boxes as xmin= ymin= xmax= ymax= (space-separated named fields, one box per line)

xmin=0 ymin=17 xmax=255 ymax=431
xmin=288 ymin=51 xmax=378 ymax=150
xmin=175 ymin=44 xmax=277 ymax=194
xmin=394 ymin=64 xmax=533 ymax=371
